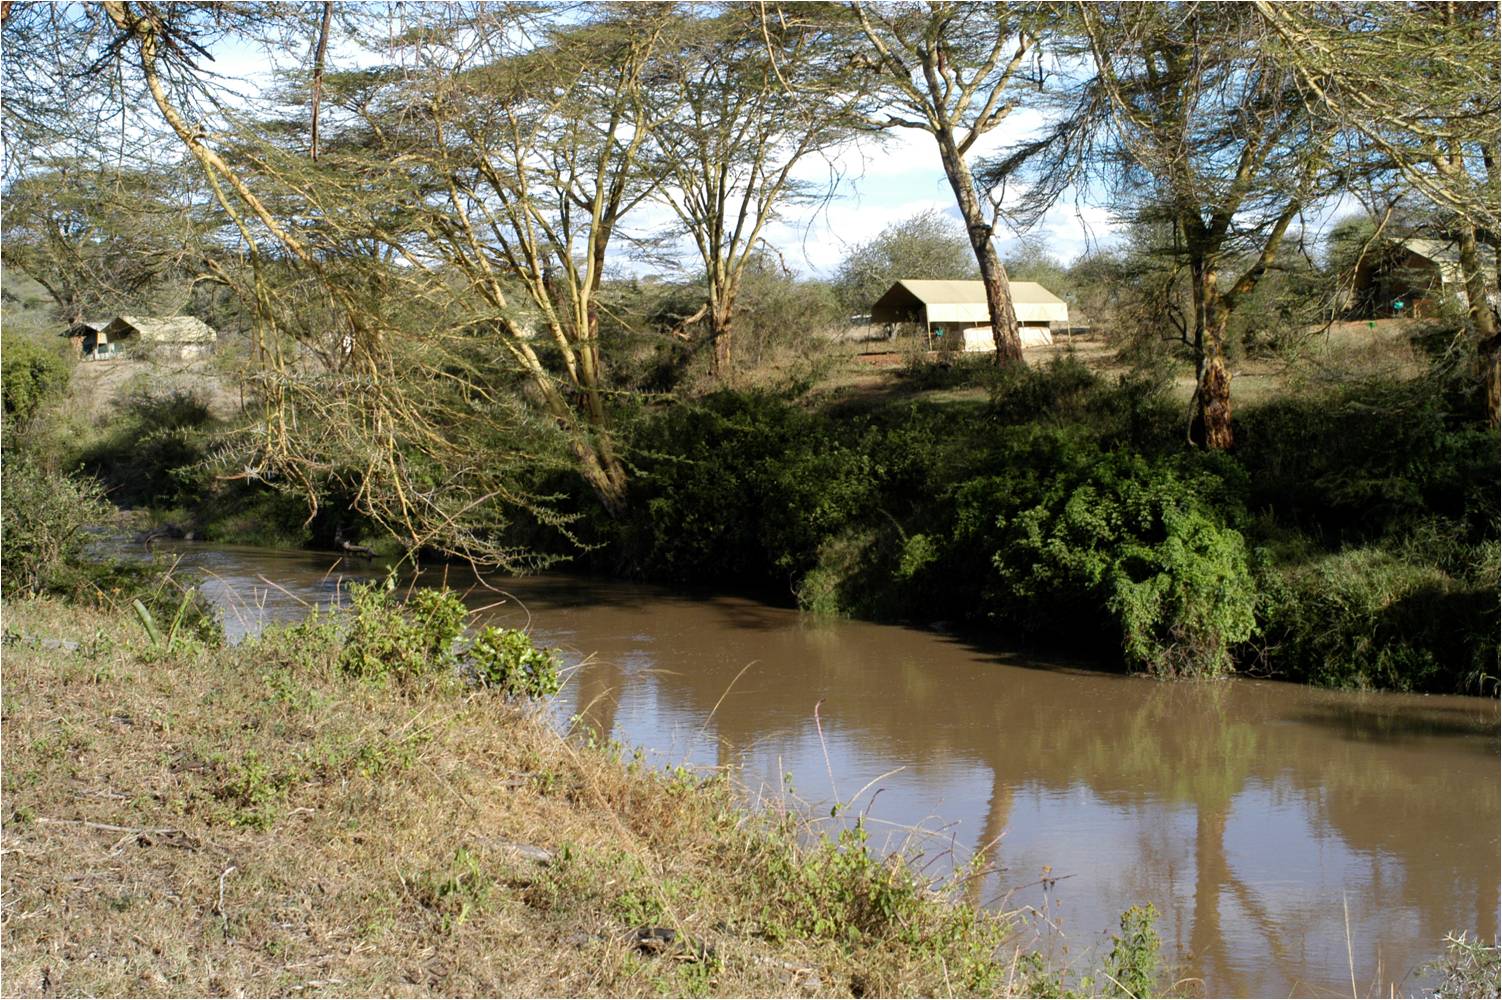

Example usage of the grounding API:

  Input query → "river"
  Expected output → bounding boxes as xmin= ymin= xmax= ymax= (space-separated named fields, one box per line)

xmin=154 ymin=541 xmax=1499 ymax=997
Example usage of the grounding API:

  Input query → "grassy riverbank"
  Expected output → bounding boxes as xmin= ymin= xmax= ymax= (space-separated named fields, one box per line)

xmin=2 ymin=595 xmax=1145 ymax=999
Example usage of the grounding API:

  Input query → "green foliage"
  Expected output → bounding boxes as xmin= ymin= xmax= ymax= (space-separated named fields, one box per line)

xmin=335 ymin=580 xmax=562 ymax=697
xmin=216 ymin=749 xmax=296 ymax=831
xmin=0 ymin=451 xmax=110 ymax=596
xmin=73 ymin=387 xmax=214 ymax=509
xmin=989 ymin=357 xmax=1179 ymax=451
xmin=630 ymin=391 xmax=874 ymax=585
xmin=339 ymin=580 xmax=468 ymax=683
xmin=751 ymin=821 xmax=1008 ymax=993
xmin=977 ymin=450 xmax=1256 ymax=677
xmin=1104 ymin=904 xmax=1162 ymax=998
xmin=1237 ymin=376 xmax=1498 ymax=545
xmin=468 ymin=626 xmax=562 ymax=698
xmin=758 ymin=823 xmax=929 ymax=947
xmin=1254 ymin=541 xmax=1499 ymax=694
xmin=1 ymin=334 xmax=70 ymax=428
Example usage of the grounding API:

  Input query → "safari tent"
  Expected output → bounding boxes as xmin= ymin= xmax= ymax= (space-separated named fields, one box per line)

xmin=1347 ymin=238 xmax=1497 ymax=318
xmin=90 ymin=315 xmax=218 ymax=360
xmin=59 ymin=319 xmax=109 ymax=357
xmin=869 ymin=279 xmax=1069 ymax=350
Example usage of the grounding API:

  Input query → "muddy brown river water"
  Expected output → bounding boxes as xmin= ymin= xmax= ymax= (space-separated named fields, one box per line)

xmin=159 ymin=542 xmax=1498 ymax=997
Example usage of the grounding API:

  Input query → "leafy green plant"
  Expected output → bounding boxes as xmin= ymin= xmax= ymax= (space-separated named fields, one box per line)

xmin=0 ymin=452 xmax=110 ymax=596
xmin=467 ymin=626 xmax=561 ymax=698
xmin=1255 ymin=543 xmax=1499 ymax=693
xmin=1 ymin=333 xmax=70 ymax=428
xmin=980 ymin=451 xmax=1256 ymax=677
xmin=759 ymin=823 xmax=924 ymax=947
xmin=338 ymin=579 xmax=468 ymax=683
xmin=1104 ymin=904 xmax=1161 ymax=998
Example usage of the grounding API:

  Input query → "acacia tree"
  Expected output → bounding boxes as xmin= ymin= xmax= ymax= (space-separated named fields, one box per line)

xmin=644 ymin=5 xmax=856 ymax=377
xmin=1077 ymin=2 xmax=1337 ymax=449
xmin=7 ymin=3 xmax=687 ymax=555
xmin=1 ymin=164 xmax=210 ymax=323
xmin=383 ymin=5 xmax=674 ymax=509
xmin=1253 ymin=1 xmax=1501 ymax=424
xmin=833 ymin=208 xmax=977 ymax=312
xmin=849 ymin=1 xmax=1044 ymax=363
xmin=216 ymin=3 xmax=674 ymax=518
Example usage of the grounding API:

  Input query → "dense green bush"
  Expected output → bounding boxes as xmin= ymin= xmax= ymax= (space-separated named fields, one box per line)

xmin=1237 ymin=376 xmax=1498 ymax=544
xmin=988 ymin=357 xmax=1178 ymax=453
xmin=0 ymin=452 xmax=110 ymax=596
xmin=74 ymin=388 xmax=215 ymax=508
xmin=468 ymin=625 xmax=562 ymax=698
xmin=2 ymin=334 xmax=70 ymax=428
xmin=340 ymin=580 xmax=469 ymax=682
xmin=629 ymin=391 xmax=874 ymax=585
xmin=964 ymin=449 xmax=1256 ymax=677
xmin=338 ymin=580 xmax=561 ymax=696
xmin=1254 ymin=542 xmax=1499 ymax=694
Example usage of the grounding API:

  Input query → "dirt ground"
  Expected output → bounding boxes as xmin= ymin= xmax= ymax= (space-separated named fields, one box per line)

xmin=66 ymin=355 xmax=246 ymax=423
xmin=812 ymin=318 xmax=1429 ymax=410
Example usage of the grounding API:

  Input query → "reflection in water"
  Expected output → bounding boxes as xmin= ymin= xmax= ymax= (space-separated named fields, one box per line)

xmin=150 ymin=545 xmax=1500 ymax=998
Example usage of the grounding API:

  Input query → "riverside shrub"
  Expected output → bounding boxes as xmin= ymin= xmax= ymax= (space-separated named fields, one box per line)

xmin=631 ymin=391 xmax=873 ymax=584
xmin=0 ymin=452 xmax=110 ymax=596
xmin=973 ymin=450 xmax=1256 ymax=678
xmin=338 ymin=580 xmax=562 ymax=696
xmin=339 ymin=580 xmax=468 ymax=682
xmin=1255 ymin=544 xmax=1500 ymax=694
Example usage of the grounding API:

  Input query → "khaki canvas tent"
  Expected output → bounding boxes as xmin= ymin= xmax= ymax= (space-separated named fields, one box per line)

xmin=59 ymin=319 xmax=109 ymax=357
xmin=91 ymin=315 xmax=217 ymax=360
xmin=869 ymin=279 xmax=1069 ymax=350
xmin=1347 ymin=238 xmax=1495 ymax=319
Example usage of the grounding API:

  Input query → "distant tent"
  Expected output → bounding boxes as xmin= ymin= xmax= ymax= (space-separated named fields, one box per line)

xmin=1347 ymin=238 xmax=1495 ymax=318
xmin=59 ymin=319 xmax=109 ymax=357
xmin=94 ymin=315 xmax=218 ymax=360
xmin=869 ymin=279 xmax=1069 ymax=351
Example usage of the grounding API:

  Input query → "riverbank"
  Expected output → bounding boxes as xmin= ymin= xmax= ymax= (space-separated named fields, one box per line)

xmin=8 ymin=309 xmax=1497 ymax=696
xmin=1 ymin=595 xmax=1125 ymax=998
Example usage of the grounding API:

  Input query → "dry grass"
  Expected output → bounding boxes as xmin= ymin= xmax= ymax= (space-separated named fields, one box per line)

xmin=795 ymin=319 xmax=1431 ymax=413
xmin=1 ymin=597 xmax=1041 ymax=999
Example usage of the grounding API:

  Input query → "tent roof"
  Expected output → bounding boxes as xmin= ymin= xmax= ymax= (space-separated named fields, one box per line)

xmin=1399 ymin=238 xmax=1461 ymax=266
xmin=104 ymin=315 xmax=217 ymax=343
xmin=887 ymin=279 xmax=1066 ymax=307
xmin=60 ymin=319 xmax=109 ymax=336
xmin=1391 ymin=238 xmax=1498 ymax=285
xmin=870 ymin=279 xmax=1069 ymax=325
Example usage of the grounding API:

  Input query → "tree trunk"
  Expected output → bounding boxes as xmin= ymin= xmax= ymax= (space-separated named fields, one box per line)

xmin=709 ymin=298 xmax=734 ymax=378
xmin=1189 ymin=260 xmax=1234 ymax=450
xmin=934 ymin=128 xmax=1023 ymax=363
xmin=575 ymin=439 xmax=628 ymax=514
xmin=1456 ymin=221 xmax=1500 ymax=426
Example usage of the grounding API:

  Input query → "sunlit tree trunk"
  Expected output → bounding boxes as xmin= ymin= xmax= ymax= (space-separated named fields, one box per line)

xmin=935 ymin=129 xmax=1022 ymax=363
xmin=1189 ymin=258 xmax=1234 ymax=450
xmin=1456 ymin=219 xmax=1500 ymax=427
